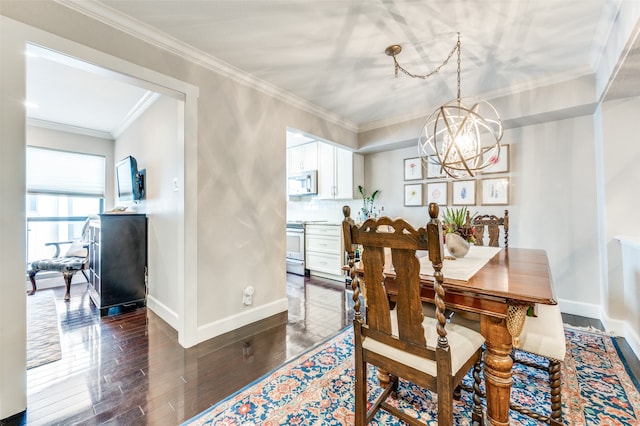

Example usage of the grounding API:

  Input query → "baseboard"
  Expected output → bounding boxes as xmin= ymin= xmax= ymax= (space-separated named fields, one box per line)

xmin=559 ymin=298 xmax=640 ymax=359
xmin=197 ymin=298 xmax=288 ymax=344
xmin=622 ymin=325 xmax=640 ymax=361
xmin=599 ymin=312 xmax=640 ymax=360
xmin=145 ymin=295 xmax=179 ymax=331
xmin=309 ymin=271 xmax=345 ymax=283
xmin=556 ymin=298 xmax=601 ymax=319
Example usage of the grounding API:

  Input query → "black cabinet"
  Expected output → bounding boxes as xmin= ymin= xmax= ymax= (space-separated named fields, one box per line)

xmin=88 ymin=214 xmax=147 ymax=316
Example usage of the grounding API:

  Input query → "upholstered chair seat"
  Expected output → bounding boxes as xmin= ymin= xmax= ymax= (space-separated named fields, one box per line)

xmin=363 ymin=309 xmax=485 ymax=377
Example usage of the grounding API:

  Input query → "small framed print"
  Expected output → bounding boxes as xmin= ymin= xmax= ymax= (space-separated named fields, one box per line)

xmin=404 ymin=157 xmax=423 ymax=180
xmin=482 ymin=144 xmax=509 ymax=174
xmin=481 ymin=177 xmax=509 ymax=205
xmin=426 ymin=181 xmax=448 ymax=205
xmin=404 ymin=183 xmax=423 ymax=206
xmin=426 ymin=155 xmax=446 ymax=179
xmin=451 ymin=180 xmax=476 ymax=206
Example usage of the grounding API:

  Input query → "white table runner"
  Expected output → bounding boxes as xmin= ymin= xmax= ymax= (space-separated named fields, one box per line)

xmin=416 ymin=245 xmax=502 ymax=281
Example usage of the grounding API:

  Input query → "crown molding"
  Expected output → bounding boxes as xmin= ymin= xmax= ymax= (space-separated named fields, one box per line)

xmin=359 ymin=68 xmax=596 ymax=133
xmin=112 ymin=91 xmax=160 ymax=139
xmin=54 ymin=0 xmax=358 ymax=133
xmin=27 ymin=117 xmax=114 ymax=140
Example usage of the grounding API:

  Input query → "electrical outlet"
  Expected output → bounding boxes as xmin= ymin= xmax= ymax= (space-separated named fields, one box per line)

xmin=243 ymin=286 xmax=254 ymax=305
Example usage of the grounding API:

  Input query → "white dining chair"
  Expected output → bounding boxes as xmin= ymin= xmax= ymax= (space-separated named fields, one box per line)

xmin=510 ymin=303 xmax=566 ymax=425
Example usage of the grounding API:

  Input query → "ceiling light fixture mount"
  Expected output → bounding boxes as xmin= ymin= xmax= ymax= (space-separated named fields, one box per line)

xmin=386 ymin=33 xmax=503 ymax=178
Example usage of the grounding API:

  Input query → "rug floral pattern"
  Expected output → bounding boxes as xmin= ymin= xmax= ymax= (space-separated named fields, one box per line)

xmin=184 ymin=326 xmax=640 ymax=425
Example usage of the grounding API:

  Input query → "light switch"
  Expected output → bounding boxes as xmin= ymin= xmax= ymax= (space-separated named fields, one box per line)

xmin=173 ymin=178 xmax=179 ymax=192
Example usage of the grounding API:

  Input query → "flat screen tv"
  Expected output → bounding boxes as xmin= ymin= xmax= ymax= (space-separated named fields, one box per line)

xmin=116 ymin=156 xmax=145 ymax=202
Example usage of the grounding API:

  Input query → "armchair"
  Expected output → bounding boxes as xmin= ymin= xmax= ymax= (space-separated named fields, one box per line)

xmin=28 ymin=218 xmax=91 ymax=301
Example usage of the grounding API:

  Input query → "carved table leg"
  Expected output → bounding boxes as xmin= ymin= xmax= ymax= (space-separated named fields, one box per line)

xmin=481 ymin=314 xmax=513 ymax=426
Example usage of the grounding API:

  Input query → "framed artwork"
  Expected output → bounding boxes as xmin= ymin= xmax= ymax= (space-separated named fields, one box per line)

xmin=426 ymin=181 xmax=448 ymax=205
xmin=481 ymin=177 xmax=509 ymax=205
xmin=404 ymin=183 xmax=423 ymax=206
xmin=403 ymin=157 xmax=423 ymax=180
xmin=451 ymin=180 xmax=476 ymax=206
xmin=426 ymin=155 xmax=446 ymax=179
xmin=482 ymin=144 xmax=509 ymax=174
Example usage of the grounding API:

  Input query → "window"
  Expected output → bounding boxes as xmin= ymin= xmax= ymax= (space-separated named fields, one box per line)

xmin=26 ymin=147 xmax=105 ymax=264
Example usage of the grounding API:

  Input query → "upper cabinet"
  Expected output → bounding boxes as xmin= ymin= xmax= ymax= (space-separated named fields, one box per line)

xmin=317 ymin=143 xmax=364 ymax=199
xmin=287 ymin=142 xmax=318 ymax=174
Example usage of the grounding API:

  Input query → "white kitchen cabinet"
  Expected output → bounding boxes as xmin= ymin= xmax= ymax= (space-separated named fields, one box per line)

xmin=317 ymin=143 xmax=364 ymax=199
xmin=305 ymin=224 xmax=344 ymax=282
xmin=287 ymin=142 xmax=318 ymax=174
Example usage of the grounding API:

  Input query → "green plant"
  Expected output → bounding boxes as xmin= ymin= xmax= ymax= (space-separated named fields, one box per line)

xmin=442 ymin=206 xmax=468 ymax=228
xmin=442 ymin=206 xmax=477 ymax=243
xmin=358 ymin=185 xmax=380 ymax=218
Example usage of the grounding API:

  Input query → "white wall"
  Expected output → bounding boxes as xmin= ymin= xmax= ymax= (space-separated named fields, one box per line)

xmin=602 ymin=96 xmax=640 ymax=351
xmin=114 ymin=95 xmax=183 ymax=329
xmin=507 ymin=115 xmax=601 ymax=311
xmin=363 ymin=113 xmax=602 ymax=315
xmin=0 ymin=14 xmax=28 ymax=417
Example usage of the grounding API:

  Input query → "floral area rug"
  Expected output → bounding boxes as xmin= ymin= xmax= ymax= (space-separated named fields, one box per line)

xmin=27 ymin=289 xmax=62 ymax=369
xmin=183 ymin=325 xmax=640 ymax=425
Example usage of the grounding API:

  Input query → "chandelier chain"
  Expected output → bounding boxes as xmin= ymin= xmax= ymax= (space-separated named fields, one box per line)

xmin=392 ymin=33 xmax=460 ymax=80
xmin=456 ymin=35 xmax=461 ymax=101
xmin=386 ymin=32 xmax=502 ymax=179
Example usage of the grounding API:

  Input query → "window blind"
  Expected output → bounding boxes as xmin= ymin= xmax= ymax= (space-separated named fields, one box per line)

xmin=27 ymin=146 xmax=106 ymax=197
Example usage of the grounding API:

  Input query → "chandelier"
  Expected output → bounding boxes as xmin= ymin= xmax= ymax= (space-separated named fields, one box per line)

xmin=386 ymin=33 xmax=503 ymax=178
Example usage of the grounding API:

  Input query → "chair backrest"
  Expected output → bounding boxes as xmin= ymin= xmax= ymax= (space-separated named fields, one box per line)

xmin=342 ymin=203 xmax=450 ymax=362
xmin=63 ymin=217 xmax=92 ymax=258
xmin=469 ymin=210 xmax=509 ymax=248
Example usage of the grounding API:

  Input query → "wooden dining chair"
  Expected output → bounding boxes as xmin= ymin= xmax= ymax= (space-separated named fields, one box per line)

xmin=342 ymin=203 xmax=485 ymax=426
xmin=468 ymin=210 xmax=509 ymax=248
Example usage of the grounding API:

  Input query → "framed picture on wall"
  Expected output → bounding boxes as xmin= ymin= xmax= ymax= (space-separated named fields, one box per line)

xmin=451 ymin=180 xmax=476 ymax=206
xmin=426 ymin=155 xmax=446 ymax=179
xmin=482 ymin=144 xmax=509 ymax=174
xmin=481 ymin=177 xmax=509 ymax=205
xmin=404 ymin=183 xmax=423 ymax=206
xmin=403 ymin=157 xmax=423 ymax=180
xmin=426 ymin=181 xmax=448 ymax=205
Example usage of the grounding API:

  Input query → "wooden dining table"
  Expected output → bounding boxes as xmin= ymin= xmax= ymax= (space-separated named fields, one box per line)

xmin=356 ymin=247 xmax=557 ymax=426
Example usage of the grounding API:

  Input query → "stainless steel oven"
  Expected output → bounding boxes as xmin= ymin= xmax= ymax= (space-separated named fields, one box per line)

xmin=286 ymin=222 xmax=305 ymax=275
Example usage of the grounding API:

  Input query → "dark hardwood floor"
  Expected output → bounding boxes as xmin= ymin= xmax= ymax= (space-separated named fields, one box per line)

xmin=4 ymin=274 xmax=351 ymax=425
xmin=2 ymin=274 xmax=638 ymax=425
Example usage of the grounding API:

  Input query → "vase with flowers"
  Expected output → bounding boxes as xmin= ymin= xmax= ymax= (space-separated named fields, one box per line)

xmin=442 ymin=206 xmax=476 ymax=257
xmin=358 ymin=185 xmax=380 ymax=220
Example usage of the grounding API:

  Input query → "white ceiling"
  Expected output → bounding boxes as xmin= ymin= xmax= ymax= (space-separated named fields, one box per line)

xmin=27 ymin=0 xmax=640 ymax=139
